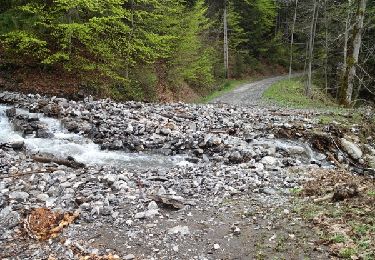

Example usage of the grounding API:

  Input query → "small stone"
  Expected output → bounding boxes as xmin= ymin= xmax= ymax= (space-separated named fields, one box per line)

xmin=261 ymin=156 xmax=277 ymax=165
xmin=36 ymin=193 xmax=49 ymax=202
xmin=144 ymin=209 xmax=159 ymax=218
xmin=213 ymin=244 xmax=220 ymax=250
xmin=262 ymin=188 xmax=276 ymax=195
xmin=233 ymin=227 xmax=241 ymax=236
xmin=0 ymin=207 xmax=20 ymax=231
xmin=46 ymin=198 xmax=56 ymax=208
xmin=148 ymin=201 xmax=159 ymax=210
xmin=168 ymin=225 xmax=190 ymax=236
xmin=9 ymin=191 xmax=29 ymax=201
xmin=269 ymin=234 xmax=277 ymax=241
xmin=124 ymin=254 xmax=135 ymax=260
xmin=161 ymin=128 xmax=172 ymax=136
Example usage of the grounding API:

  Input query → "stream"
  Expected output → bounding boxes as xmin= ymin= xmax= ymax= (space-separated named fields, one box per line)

xmin=0 ymin=105 xmax=189 ymax=169
xmin=0 ymin=104 xmax=327 ymax=170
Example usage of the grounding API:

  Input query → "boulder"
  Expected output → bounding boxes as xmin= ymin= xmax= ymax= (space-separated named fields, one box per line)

xmin=261 ymin=156 xmax=277 ymax=165
xmin=36 ymin=129 xmax=54 ymax=138
xmin=341 ymin=138 xmax=363 ymax=160
xmin=9 ymin=140 xmax=24 ymax=150
xmin=5 ymin=108 xmax=16 ymax=118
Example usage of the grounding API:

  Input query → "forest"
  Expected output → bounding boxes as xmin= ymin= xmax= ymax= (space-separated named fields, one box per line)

xmin=0 ymin=0 xmax=374 ymax=105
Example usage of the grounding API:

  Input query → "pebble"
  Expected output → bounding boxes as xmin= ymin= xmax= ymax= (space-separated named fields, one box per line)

xmin=9 ymin=191 xmax=29 ymax=201
xmin=124 ymin=254 xmax=135 ymax=260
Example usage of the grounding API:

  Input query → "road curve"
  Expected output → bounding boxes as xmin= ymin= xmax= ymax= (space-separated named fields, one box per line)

xmin=210 ymin=75 xmax=288 ymax=106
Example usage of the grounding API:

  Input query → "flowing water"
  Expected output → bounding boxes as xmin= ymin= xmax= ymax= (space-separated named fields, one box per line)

xmin=0 ymin=104 xmax=326 ymax=169
xmin=0 ymin=105 xmax=188 ymax=169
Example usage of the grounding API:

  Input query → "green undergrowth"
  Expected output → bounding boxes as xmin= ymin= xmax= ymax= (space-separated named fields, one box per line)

xmin=197 ymin=78 xmax=252 ymax=103
xmin=263 ymin=78 xmax=339 ymax=109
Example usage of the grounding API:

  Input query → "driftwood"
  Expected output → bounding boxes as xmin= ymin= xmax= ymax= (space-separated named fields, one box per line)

xmin=32 ymin=155 xmax=85 ymax=169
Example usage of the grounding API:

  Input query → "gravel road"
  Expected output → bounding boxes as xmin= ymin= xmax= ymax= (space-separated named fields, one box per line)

xmin=211 ymin=75 xmax=288 ymax=106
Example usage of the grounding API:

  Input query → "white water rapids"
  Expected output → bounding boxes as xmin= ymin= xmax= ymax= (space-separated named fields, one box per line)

xmin=0 ymin=105 xmax=189 ymax=169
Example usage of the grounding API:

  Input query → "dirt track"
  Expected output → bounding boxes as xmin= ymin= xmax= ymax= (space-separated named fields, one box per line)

xmin=210 ymin=75 xmax=288 ymax=106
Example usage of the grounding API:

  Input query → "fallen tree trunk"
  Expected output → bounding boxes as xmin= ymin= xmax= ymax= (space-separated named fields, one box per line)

xmin=32 ymin=155 xmax=85 ymax=169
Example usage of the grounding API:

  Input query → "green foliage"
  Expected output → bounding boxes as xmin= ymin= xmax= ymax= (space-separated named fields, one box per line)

xmin=0 ymin=0 xmax=216 ymax=100
xmin=167 ymin=0 xmax=214 ymax=89
xmin=231 ymin=0 xmax=277 ymax=56
xmin=1 ymin=30 xmax=48 ymax=62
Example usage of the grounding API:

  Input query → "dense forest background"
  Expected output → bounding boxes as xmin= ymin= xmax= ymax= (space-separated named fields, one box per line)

xmin=0 ymin=0 xmax=374 ymax=106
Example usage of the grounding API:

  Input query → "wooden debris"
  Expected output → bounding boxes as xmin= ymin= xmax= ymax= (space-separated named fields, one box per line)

xmin=24 ymin=208 xmax=79 ymax=240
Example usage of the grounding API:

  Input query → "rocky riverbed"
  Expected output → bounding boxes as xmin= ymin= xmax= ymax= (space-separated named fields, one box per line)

xmin=0 ymin=91 xmax=374 ymax=259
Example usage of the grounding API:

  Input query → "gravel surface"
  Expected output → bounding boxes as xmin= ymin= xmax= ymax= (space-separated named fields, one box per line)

xmin=210 ymin=75 xmax=288 ymax=106
xmin=0 ymin=90 xmax=372 ymax=259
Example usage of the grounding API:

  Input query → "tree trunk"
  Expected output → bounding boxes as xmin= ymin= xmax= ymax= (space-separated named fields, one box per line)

xmin=306 ymin=0 xmax=319 ymax=97
xmin=338 ymin=1 xmax=351 ymax=100
xmin=289 ymin=0 xmax=298 ymax=79
xmin=223 ymin=0 xmax=229 ymax=79
xmin=324 ymin=0 xmax=329 ymax=94
xmin=339 ymin=0 xmax=367 ymax=106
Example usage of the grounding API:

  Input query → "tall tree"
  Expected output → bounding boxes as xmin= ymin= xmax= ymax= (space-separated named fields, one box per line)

xmin=339 ymin=0 xmax=368 ymax=106
xmin=306 ymin=0 xmax=319 ymax=97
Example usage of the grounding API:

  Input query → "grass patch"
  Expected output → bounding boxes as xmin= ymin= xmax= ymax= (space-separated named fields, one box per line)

xmin=197 ymin=79 xmax=252 ymax=103
xmin=330 ymin=234 xmax=347 ymax=243
xmin=339 ymin=247 xmax=357 ymax=259
xmin=263 ymin=78 xmax=339 ymax=109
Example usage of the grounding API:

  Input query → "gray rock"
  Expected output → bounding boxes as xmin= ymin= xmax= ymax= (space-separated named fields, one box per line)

xmin=168 ymin=225 xmax=190 ymax=236
xmin=9 ymin=191 xmax=29 ymax=201
xmin=148 ymin=201 xmax=159 ymax=210
xmin=161 ymin=128 xmax=172 ymax=136
xmin=229 ymin=151 xmax=243 ymax=163
xmin=341 ymin=138 xmax=362 ymax=160
xmin=209 ymin=136 xmax=222 ymax=146
xmin=110 ymin=140 xmax=123 ymax=150
xmin=283 ymin=145 xmax=306 ymax=155
xmin=5 ymin=108 xmax=16 ymax=118
xmin=36 ymin=129 xmax=54 ymax=138
xmin=262 ymin=188 xmax=276 ymax=195
xmin=0 ymin=207 xmax=20 ymax=231
xmin=134 ymin=211 xmax=146 ymax=219
xmin=261 ymin=156 xmax=277 ymax=165
xmin=36 ymin=193 xmax=49 ymax=202
xmin=365 ymin=155 xmax=375 ymax=169
xmin=10 ymin=141 xmax=24 ymax=150
xmin=124 ymin=254 xmax=135 ymax=260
